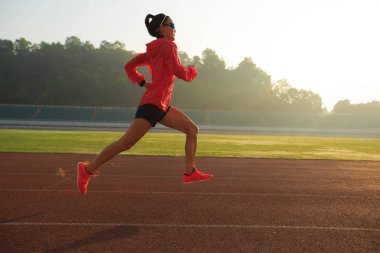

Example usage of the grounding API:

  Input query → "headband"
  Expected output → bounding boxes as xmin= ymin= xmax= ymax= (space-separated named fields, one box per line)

xmin=160 ymin=15 xmax=167 ymax=26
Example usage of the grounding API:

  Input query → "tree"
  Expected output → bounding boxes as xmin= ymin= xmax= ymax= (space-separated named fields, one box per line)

xmin=332 ymin=100 xmax=351 ymax=113
xmin=0 ymin=36 xmax=327 ymax=113
xmin=178 ymin=51 xmax=192 ymax=66
xmin=100 ymin=40 xmax=125 ymax=51
xmin=191 ymin=56 xmax=202 ymax=69
xmin=14 ymin=38 xmax=32 ymax=55
xmin=332 ymin=100 xmax=380 ymax=114
xmin=201 ymin=48 xmax=226 ymax=71
xmin=64 ymin=36 xmax=83 ymax=49
xmin=273 ymin=79 xmax=322 ymax=112
xmin=0 ymin=39 xmax=14 ymax=56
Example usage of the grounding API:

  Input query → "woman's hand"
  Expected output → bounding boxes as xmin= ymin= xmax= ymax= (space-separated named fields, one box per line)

xmin=138 ymin=80 xmax=146 ymax=87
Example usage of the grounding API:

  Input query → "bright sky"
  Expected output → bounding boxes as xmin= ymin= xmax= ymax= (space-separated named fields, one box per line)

xmin=1 ymin=0 xmax=379 ymax=111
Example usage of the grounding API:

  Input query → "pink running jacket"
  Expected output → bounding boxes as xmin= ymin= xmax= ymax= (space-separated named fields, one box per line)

xmin=125 ymin=38 xmax=197 ymax=111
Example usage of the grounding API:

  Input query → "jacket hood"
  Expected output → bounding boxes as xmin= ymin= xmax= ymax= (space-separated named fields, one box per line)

xmin=146 ymin=38 xmax=172 ymax=58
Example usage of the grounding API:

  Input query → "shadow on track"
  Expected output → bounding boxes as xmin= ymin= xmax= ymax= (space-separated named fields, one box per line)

xmin=44 ymin=225 xmax=139 ymax=253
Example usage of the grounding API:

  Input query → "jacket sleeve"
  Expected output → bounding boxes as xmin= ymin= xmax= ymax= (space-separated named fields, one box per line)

xmin=165 ymin=43 xmax=197 ymax=82
xmin=124 ymin=53 xmax=150 ymax=84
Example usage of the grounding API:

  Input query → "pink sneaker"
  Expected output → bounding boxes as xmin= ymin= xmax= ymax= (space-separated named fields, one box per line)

xmin=183 ymin=168 xmax=214 ymax=184
xmin=77 ymin=162 xmax=99 ymax=194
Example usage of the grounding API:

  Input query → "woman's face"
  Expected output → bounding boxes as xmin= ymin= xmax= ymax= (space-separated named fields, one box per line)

xmin=159 ymin=17 xmax=176 ymax=41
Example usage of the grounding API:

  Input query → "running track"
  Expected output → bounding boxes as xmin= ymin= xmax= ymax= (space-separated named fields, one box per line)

xmin=0 ymin=153 xmax=379 ymax=252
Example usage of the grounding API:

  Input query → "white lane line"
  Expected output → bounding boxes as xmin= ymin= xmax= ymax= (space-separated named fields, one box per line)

xmin=1 ymin=222 xmax=379 ymax=232
xmin=0 ymin=188 xmax=377 ymax=199
xmin=0 ymin=173 xmax=378 ymax=182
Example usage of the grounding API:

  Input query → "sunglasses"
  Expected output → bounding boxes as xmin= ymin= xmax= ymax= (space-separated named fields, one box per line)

xmin=163 ymin=23 xmax=176 ymax=29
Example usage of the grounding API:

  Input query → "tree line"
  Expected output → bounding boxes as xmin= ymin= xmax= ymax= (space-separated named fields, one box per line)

xmin=0 ymin=36 xmax=378 ymax=114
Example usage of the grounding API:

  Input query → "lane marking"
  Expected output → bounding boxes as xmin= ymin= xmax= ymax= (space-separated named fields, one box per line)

xmin=1 ymin=222 xmax=379 ymax=232
xmin=0 ymin=173 xmax=378 ymax=182
xmin=0 ymin=188 xmax=378 ymax=199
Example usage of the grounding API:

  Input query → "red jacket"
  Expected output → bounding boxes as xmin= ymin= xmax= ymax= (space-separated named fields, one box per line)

xmin=125 ymin=38 xmax=197 ymax=111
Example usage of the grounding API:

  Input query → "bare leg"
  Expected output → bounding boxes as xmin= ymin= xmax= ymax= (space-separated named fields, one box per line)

xmin=159 ymin=106 xmax=199 ymax=173
xmin=86 ymin=118 xmax=151 ymax=173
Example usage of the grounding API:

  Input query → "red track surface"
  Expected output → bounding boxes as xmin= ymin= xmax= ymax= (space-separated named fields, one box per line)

xmin=0 ymin=153 xmax=379 ymax=252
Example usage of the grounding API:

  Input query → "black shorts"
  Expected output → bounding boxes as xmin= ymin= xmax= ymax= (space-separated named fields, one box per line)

xmin=135 ymin=104 xmax=171 ymax=127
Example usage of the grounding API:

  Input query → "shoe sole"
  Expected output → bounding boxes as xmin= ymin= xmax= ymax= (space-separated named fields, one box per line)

xmin=76 ymin=162 xmax=80 ymax=193
xmin=77 ymin=162 xmax=85 ymax=194
xmin=183 ymin=175 xmax=214 ymax=184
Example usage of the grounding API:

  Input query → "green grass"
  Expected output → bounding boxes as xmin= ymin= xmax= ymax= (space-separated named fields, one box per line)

xmin=0 ymin=129 xmax=379 ymax=160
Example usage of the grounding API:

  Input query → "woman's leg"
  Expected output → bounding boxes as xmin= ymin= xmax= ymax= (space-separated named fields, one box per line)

xmin=86 ymin=118 xmax=151 ymax=173
xmin=159 ymin=106 xmax=199 ymax=173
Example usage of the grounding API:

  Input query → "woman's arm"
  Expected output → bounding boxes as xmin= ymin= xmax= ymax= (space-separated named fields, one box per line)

xmin=166 ymin=43 xmax=197 ymax=82
xmin=124 ymin=53 xmax=150 ymax=85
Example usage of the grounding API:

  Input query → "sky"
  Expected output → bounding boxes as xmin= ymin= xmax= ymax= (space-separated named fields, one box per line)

xmin=1 ymin=0 xmax=379 ymax=111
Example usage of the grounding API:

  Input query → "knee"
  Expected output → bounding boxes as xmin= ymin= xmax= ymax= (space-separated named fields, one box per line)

xmin=186 ymin=123 xmax=199 ymax=136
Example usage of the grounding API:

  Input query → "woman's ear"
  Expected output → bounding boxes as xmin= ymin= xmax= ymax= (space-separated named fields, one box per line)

xmin=156 ymin=25 xmax=164 ymax=36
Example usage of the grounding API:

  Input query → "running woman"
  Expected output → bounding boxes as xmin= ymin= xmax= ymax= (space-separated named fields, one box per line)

xmin=77 ymin=13 xmax=214 ymax=194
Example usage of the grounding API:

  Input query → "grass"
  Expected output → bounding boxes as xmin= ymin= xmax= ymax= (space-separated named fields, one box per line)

xmin=0 ymin=129 xmax=379 ymax=161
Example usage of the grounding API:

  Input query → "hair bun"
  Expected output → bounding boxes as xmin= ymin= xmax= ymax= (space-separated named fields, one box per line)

xmin=145 ymin=13 xmax=168 ymax=38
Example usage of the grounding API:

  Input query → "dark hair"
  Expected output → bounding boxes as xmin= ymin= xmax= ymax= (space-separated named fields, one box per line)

xmin=145 ymin=13 xmax=168 ymax=38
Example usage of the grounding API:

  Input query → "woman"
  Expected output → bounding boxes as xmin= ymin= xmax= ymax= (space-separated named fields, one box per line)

xmin=77 ymin=13 xmax=214 ymax=194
